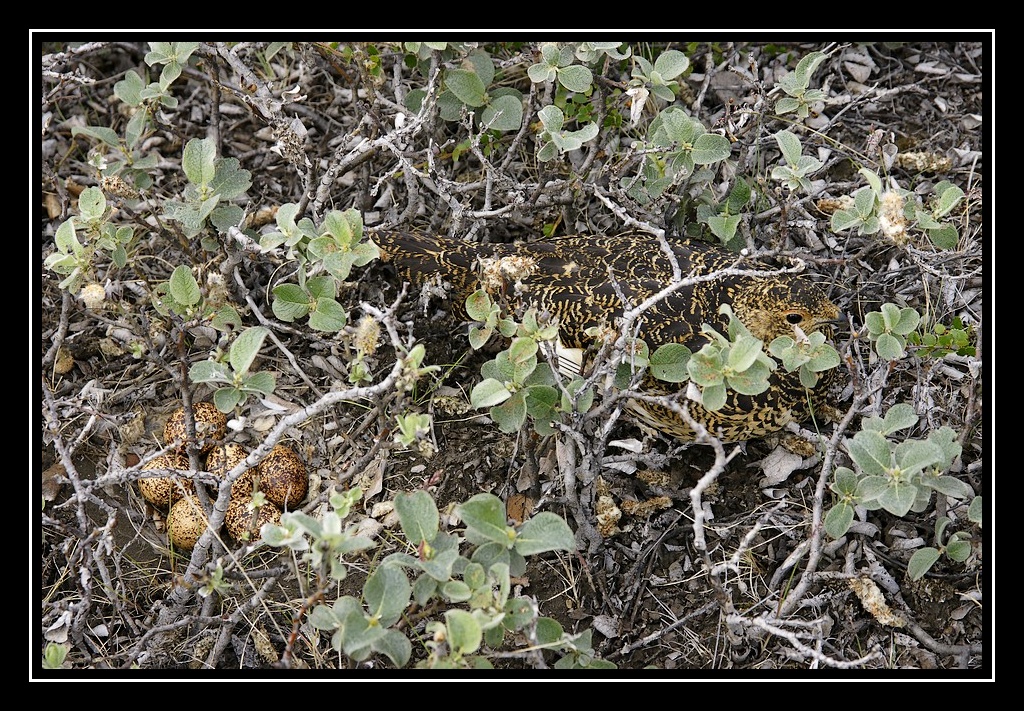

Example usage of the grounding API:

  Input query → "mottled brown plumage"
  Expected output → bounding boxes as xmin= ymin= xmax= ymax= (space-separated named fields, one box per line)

xmin=372 ymin=230 xmax=843 ymax=442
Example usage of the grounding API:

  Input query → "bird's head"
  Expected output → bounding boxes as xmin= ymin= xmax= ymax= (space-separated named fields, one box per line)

xmin=731 ymin=277 xmax=840 ymax=344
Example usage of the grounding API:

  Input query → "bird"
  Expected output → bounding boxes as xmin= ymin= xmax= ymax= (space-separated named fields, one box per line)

xmin=371 ymin=229 xmax=844 ymax=443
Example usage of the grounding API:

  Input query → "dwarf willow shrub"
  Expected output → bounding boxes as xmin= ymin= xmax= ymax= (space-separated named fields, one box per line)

xmin=263 ymin=488 xmax=595 ymax=668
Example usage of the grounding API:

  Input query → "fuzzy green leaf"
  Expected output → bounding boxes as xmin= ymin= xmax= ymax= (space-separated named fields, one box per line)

xmin=321 ymin=252 xmax=360 ymax=281
xmin=847 ymin=430 xmax=891 ymax=477
xmin=271 ymin=284 xmax=311 ymax=322
xmin=831 ymin=466 xmax=858 ymax=495
xmin=468 ymin=325 xmax=493 ymax=350
xmin=53 ymin=218 xmax=82 ymax=256
xmin=968 ymin=496 xmax=983 ymax=524
xmin=925 ymin=475 xmax=974 ymax=500
xmin=457 ymin=493 xmax=512 ymax=546
xmin=877 ymin=482 xmax=919 ymax=517
xmin=650 ymin=343 xmax=691 ymax=383
xmin=394 ymin=490 xmax=440 ymax=546
xmin=209 ymin=157 xmax=252 ymax=200
xmin=229 ymin=326 xmax=269 ymax=375
xmin=71 ymin=125 xmax=122 ymax=149
xmin=364 ymin=565 xmax=411 ymax=628
xmin=241 ymin=371 xmax=276 ymax=396
xmin=465 ymin=290 xmax=494 ymax=322
xmin=707 ymin=214 xmax=742 ymax=243
xmin=806 ymin=344 xmax=841 ymax=372
xmin=490 ymin=391 xmax=528 ymax=433
xmin=373 ymin=629 xmax=412 ymax=668
xmin=168 ymin=265 xmax=201 ymax=306
xmin=537 ymin=104 xmax=565 ymax=132
xmin=792 ymin=51 xmax=827 ymax=90
xmin=535 ymin=616 xmax=565 ymax=645
xmin=308 ymin=603 xmax=344 ymax=631
xmin=442 ymin=579 xmax=472 ymax=603
xmin=514 ymin=512 xmax=576 ymax=556
xmin=182 ymin=137 xmax=217 ymax=187
xmin=907 ymin=548 xmax=941 ymax=581
xmin=854 ymin=476 xmax=890 ymax=503
xmin=824 ymin=503 xmax=855 ymax=539
xmin=928 ymin=225 xmax=959 ymax=250
xmin=557 ymin=64 xmax=593 ymax=93
xmin=464 ymin=49 xmax=495 ymax=86
xmin=831 ymin=209 xmax=863 ymax=232
xmin=653 ymin=49 xmax=689 ymax=80
xmin=416 ymin=534 xmax=461 ymax=583
xmin=189 ymin=360 xmax=231 ymax=384
xmin=701 ymin=382 xmax=727 ymax=411
xmin=471 ymin=378 xmax=512 ymax=408
xmin=691 ymin=133 xmax=732 ymax=165
xmin=481 ymin=93 xmax=524 ymax=132
xmin=893 ymin=439 xmax=944 ymax=477
xmin=875 ymin=333 xmax=906 ymax=360
xmin=445 ymin=609 xmax=482 ymax=656
xmin=946 ymin=538 xmax=972 ymax=563
xmin=308 ymin=298 xmax=348 ymax=332
xmin=528 ymin=62 xmax=557 ymax=84
xmin=688 ymin=349 xmax=724 ymax=387
xmin=446 ymin=69 xmax=487 ymax=107
xmin=726 ymin=360 xmax=772 ymax=395
xmin=78 ymin=187 xmax=106 ymax=222
xmin=774 ymin=130 xmax=803 ymax=167
xmin=727 ymin=336 xmax=763 ymax=373
xmin=879 ymin=403 xmax=918 ymax=434
xmin=934 ymin=184 xmax=965 ymax=218
xmin=212 ymin=387 xmax=244 ymax=413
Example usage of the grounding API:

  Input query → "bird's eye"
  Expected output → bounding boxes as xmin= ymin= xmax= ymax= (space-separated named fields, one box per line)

xmin=785 ymin=312 xmax=804 ymax=324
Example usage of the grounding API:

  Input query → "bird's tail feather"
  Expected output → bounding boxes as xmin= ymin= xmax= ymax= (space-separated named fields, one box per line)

xmin=372 ymin=231 xmax=481 ymax=283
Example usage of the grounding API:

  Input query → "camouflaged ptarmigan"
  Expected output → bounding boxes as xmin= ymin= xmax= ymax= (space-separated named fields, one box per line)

xmin=373 ymin=230 xmax=845 ymax=443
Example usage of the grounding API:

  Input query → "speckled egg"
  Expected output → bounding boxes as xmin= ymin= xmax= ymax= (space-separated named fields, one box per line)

xmin=206 ymin=443 xmax=256 ymax=499
xmin=257 ymin=444 xmax=308 ymax=509
xmin=166 ymin=494 xmax=211 ymax=550
xmin=225 ymin=498 xmax=282 ymax=543
xmin=138 ymin=452 xmax=194 ymax=508
xmin=164 ymin=402 xmax=227 ymax=454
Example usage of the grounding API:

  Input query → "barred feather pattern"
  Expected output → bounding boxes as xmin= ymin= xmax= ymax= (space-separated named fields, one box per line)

xmin=373 ymin=230 xmax=844 ymax=442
